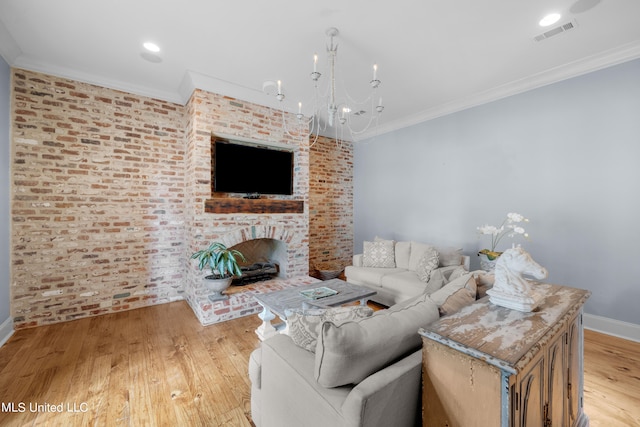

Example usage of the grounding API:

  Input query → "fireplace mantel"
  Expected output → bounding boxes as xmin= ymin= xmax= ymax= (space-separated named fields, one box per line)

xmin=204 ymin=198 xmax=304 ymax=214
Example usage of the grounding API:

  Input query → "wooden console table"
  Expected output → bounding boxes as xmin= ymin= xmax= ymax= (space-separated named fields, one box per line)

xmin=419 ymin=283 xmax=590 ymax=427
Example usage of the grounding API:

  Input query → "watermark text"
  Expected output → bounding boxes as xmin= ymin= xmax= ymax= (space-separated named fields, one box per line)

xmin=2 ymin=402 xmax=89 ymax=413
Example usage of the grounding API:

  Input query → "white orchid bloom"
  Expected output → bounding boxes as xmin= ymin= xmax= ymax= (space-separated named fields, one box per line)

xmin=478 ymin=213 xmax=530 ymax=252
xmin=507 ymin=212 xmax=525 ymax=223
xmin=477 ymin=225 xmax=500 ymax=235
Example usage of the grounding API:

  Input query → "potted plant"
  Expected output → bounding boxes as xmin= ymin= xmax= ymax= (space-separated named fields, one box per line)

xmin=191 ymin=242 xmax=246 ymax=301
xmin=477 ymin=212 xmax=529 ymax=271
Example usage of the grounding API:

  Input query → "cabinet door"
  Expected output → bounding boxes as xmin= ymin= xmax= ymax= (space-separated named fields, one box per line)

xmin=567 ymin=313 xmax=583 ymax=425
xmin=515 ymin=352 xmax=545 ymax=427
xmin=546 ymin=329 xmax=567 ymax=426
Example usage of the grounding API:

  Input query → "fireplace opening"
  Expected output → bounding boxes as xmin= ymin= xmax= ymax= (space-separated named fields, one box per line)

xmin=233 ymin=262 xmax=279 ymax=285
xmin=229 ymin=238 xmax=288 ymax=283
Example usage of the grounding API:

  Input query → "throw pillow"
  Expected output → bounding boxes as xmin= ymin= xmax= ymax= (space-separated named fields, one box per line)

xmin=408 ymin=241 xmax=432 ymax=271
xmin=394 ymin=241 xmax=412 ymax=269
xmin=285 ymin=306 xmax=374 ymax=352
xmin=429 ymin=273 xmax=477 ymax=316
xmin=362 ymin=240 xmax=396 ymax=268
xmin=474 ymin=270 xmax=494 ymax=299
xmin=417 ymin=246 xmax=439 ymax=283
xmin=314 ymin=295 xmax=439 ymax=388
xmin=424 ymin=267 xmax=447 ymax=294
xmin=447 ymin=266 xmax=468 ymax=282
xmin=374 ymin=236 xmax=395 ymax=244
xmin=435 ymin=246 xmax=464 ymax=267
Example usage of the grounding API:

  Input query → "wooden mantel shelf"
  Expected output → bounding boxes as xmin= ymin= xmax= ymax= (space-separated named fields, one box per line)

xmin=204 ymin=198 xmax=304 ymax=214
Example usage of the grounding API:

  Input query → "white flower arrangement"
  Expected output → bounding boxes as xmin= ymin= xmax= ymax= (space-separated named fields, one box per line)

xmin=477 ymin=212 xmax=529 ymax=259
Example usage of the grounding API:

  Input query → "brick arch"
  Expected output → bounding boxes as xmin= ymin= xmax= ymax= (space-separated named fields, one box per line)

xmin=217 ymin=225 xmax=296 ymax=248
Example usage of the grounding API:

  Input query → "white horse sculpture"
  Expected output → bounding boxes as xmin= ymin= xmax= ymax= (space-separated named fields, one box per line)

xmin=487 ymin=246 xmax=548 ymax=312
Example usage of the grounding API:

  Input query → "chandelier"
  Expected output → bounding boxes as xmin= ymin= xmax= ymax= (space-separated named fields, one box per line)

xmin=268 ymin=27 xmax=385 ymax=145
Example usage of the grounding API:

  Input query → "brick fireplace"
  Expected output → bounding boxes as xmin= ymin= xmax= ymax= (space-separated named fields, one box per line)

xmin=186 ymin=225 xmax=320 ymax=325
xmin=183 ymin=89 xmax=314 ymax=325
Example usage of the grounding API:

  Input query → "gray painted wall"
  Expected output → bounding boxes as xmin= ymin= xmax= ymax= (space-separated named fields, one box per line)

xmin=354 ymin=58 xmax=640 ymax=325
xmin=0 ymin=56 xmax=10 ymax=325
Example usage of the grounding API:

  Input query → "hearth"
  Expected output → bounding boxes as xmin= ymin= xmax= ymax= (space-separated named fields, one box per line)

xmin=233 ymin=262 xmax=279 ymax=285
xmin=188 ymin=230 xmax=310 ymax=326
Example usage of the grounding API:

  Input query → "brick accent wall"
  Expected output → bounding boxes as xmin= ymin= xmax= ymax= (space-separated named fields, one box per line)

xmin=11 ymin=69 xmax=187 ymax=329
xmin=9 ymin=69 xmax=352 ymax=328
xmin=309 ymin=135 xmax=354 ymax=276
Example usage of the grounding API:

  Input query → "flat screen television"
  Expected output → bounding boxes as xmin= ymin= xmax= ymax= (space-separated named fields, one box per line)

xmin=214 ymin=140 xmax=294 ymax=196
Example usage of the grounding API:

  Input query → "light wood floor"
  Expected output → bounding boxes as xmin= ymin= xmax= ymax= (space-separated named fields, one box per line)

xmin=583 ymin=329 xmax=640 ymax=426
xmin=0 ymin=301 xmax=638 ymax=426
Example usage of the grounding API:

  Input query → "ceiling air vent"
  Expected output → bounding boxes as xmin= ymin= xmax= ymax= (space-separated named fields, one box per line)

xmin=534 ymin=20 xmax=578 ymax=42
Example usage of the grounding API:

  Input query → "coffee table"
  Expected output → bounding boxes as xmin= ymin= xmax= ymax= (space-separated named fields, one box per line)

xmin=253 ymin=279 xmax=377 ymax=341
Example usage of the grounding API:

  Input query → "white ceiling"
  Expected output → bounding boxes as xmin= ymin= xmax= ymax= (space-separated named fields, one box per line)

xmin=1 ymin=0 xmax=640 ymax=140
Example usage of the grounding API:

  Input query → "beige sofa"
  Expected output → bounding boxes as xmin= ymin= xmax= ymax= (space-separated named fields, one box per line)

xmin=345 ymin=239 xmax=471 ymax=306
xmin=249 ymin=271 xmax=480 ymax=427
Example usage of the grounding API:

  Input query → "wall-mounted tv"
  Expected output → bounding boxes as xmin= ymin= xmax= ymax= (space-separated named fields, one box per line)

xmin=213 ymin=140 xmax=294 ymax=196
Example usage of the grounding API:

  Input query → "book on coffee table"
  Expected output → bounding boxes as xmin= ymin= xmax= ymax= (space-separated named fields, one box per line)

xmin=299 ymin=286 xmax=338 ymax=300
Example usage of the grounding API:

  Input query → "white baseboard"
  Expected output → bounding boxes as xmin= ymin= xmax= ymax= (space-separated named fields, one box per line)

xmin=584 ymin=313 xmax=640 ymax=343
xmin=0 ymin=316 xmax=14 ymax=348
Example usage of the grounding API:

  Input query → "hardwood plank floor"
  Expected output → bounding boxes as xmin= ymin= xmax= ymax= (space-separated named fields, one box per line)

xmin=0 ymin=302 xmax=638 ymax=426
xmin=0 ymin=302 xmax=261 ymax=427
xmin=583 ymin=329 xmax=640 ymax=426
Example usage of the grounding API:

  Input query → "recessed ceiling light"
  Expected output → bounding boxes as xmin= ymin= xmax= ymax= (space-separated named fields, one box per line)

xmin=143 ymin=42 xmax=160 ymax=53
xmin=539 ymin=13 xmax=562 ymax=27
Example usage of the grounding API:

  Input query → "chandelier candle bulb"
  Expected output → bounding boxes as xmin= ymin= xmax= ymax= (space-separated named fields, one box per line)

xmin=269 ymin=27 xmax=386 ymax=145
xmin=276 ymin=80 xmax=285 ymax=101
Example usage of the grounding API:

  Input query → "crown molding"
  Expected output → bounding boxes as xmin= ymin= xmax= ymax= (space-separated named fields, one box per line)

xmin=355 ymin=40 xmax=640 ymax=142
xmin=4 ymin=35 xmax=639 ymax=139
xmin=178 ymin=70 xmax=282 ymax=110
xmin=10 ymin=55 xmax=183 ymax=105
